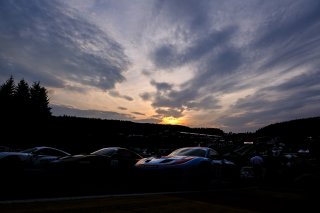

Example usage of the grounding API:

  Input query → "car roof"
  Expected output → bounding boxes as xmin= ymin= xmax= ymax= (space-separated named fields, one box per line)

xmin=176 ymin=147 xmax=210 ymax=150
xmin=23 ymin=146 xmax=71 ymax=155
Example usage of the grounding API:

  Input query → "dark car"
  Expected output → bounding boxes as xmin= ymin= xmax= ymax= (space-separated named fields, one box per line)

xmin=50 ymin=147 xmax=143 ymax=179
xmin=0 ymin=146 xmax=71 ymax=172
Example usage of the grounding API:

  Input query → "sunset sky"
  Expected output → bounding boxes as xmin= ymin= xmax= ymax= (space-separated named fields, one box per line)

xmin=1 ymin=0 xmax=319 ymax=132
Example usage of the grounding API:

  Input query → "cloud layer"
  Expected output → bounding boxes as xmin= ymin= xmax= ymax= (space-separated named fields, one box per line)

xmin=142 ymin=0 xmax=320 ymax=132
xmin=1 ymin=0 xmax=320 ymax=132
xmin=0 ymin=0 xmax=129 ymax=90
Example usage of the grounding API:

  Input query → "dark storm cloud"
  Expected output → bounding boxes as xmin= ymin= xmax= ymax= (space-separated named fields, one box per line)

xmin=51 ymin=104 xmax=135 ymax=121
xmin=0 ymin=0 xmax=129 ymax=90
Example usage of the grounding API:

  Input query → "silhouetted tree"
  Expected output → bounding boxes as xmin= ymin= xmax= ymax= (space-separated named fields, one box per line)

xmin=0 ymin=76 xmax=52 ymax=122
xmin=0 ymin=76 xmax=16 ymax=120
xmin=30 ymin=81 xmax=51 ymax=119
xmin=14 ymin=79 xmax=31 ymax=119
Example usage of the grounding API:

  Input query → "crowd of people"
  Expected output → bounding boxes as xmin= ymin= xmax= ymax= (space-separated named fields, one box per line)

xmin=240 ymin=146 xmax=317 ymax=186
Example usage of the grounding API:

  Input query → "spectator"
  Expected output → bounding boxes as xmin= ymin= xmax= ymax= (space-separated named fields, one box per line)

xmin=250 ymin=153 xmax=264 ymax=182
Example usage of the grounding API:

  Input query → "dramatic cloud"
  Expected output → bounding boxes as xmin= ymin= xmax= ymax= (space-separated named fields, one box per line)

xmin=1 ymin=0 xmax=320 ymax=132
xmin=143 ymin=0 xmax=320 ymax=131
xmin=0 ymin=0 xmax=129 ymax=90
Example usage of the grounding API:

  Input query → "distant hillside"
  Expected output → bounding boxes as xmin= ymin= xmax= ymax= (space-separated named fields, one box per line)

xmin=49 ymin=115 xmax=224 ymax=136
xmin=2 ymin=115 xmax=225 ymax=153
xmin=256 ymin=117 xmax=320 ymax=138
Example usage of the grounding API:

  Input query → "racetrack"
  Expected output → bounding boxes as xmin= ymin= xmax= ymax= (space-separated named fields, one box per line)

xmin=0 ymin=185 xmax=316 ymax=213
xmin=0 ymin=168 xmax=318 ymax=213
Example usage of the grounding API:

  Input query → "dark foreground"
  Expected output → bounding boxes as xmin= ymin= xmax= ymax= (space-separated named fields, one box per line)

xmin=0 ymin=169 xmax=319 ymax=213
xmin=0 ymin=185 xmax=317 ymax=213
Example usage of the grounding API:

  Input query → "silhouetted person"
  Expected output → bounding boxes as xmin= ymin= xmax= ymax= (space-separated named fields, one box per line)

xmin=250 ymin=152 xmax=264 ymax=183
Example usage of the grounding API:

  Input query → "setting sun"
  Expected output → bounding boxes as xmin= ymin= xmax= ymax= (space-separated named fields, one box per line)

xmin=161 ymin=116 xmax=183 ymax=125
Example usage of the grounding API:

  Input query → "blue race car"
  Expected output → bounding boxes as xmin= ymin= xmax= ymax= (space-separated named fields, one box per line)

xmin=135 ymin=147 xmax=238 ymax=185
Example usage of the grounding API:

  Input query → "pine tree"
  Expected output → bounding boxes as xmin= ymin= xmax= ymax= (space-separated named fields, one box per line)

xmin=0 ymin=76 xmax=16 ymax=120
xmin=14 ymin=79 xmax=31 ymax=119
xmin=30 ymin=81 xmax=52 ymax=119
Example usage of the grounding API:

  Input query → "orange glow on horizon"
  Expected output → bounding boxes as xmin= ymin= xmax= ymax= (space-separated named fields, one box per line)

xmin=160 ymin=116 xmax=185 ymax=125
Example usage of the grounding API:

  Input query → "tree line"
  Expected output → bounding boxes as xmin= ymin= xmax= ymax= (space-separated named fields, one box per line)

xmin=0 ymin=76 xmax=51 ymax=122
xmin=0 ymin=76 xmax=227 ymax=152
xmin=2 ymin=76 xmax=318 ymax=156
